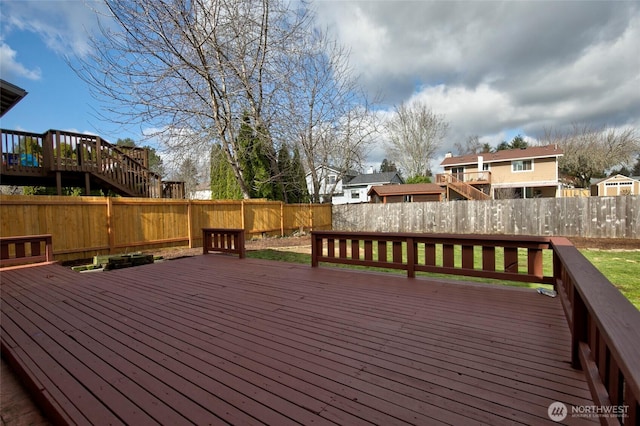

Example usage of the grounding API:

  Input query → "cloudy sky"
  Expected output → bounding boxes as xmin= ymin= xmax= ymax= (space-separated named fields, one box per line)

xmin=1 ymin=0 xmax=639 ymax=172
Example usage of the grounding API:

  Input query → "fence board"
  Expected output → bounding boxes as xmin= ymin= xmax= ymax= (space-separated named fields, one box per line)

xmin=0 ymin=196 xmax=331 ymax=262
xmin=333 ymin=196 xmax=640 ymax=240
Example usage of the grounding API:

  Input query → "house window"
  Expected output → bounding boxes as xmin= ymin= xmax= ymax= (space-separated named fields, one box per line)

xmin=325 ymin=175 xmax=336 ymax=184
xmin=351 ymin=190 xmax=360 ymax=199
xmin=512 ymin=160 xmax=533 ymax=172
xmin=482 ymin=163 xmax=490 ymax=171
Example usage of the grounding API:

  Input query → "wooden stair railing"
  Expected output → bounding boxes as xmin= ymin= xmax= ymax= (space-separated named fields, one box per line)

xmin=1 ymin=129 xmax=179 ymax=198
xmin=50 ymin=130 xmax=162 ymax=197
xmin=441 ymin=174 xmax=490 ymax=200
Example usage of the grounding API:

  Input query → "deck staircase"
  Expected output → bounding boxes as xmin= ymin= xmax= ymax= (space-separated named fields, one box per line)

xmin=1 ymin=129 xmax=184 ymax=198
xmin=437 ymin=173 xmax=490 ymax=201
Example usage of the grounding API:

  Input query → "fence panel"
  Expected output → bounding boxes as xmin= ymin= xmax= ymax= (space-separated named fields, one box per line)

xmin=190 ymin=201 xmax=243 ymax=247
xmin=243 ymin=201 xmax=283 ymax=237
xmin=333 ymin=196 xmax=640 ymax=240
xmin=0 ymin=195 xmax=330 ymax=262
xmin=0 ymin=195 xmax=109 ymax=259
xmin=111 ymin=198 xmax=190 ymax=251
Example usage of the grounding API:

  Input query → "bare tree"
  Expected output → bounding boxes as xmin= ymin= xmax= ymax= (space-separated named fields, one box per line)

xmin=454 ymin=135 xmax=489 ymax=155
xmin=281 ymin=28 xmax=378 ymax=203
xmin=544 ymin=124 xmax=639 ymax=188
xmin=385 ymin=101 xmax=449 ymax=179
xmin=77 ymin=0 xmax=312 ymax=199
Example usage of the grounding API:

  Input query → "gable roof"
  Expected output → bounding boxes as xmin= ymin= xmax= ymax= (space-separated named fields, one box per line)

xmin=368 ymin=183 xmax=444 ymax=197
xmin=440 ymin=144 xmax=563 ymax=167
xmin=344 ymin=171 xmax=403 ymax=186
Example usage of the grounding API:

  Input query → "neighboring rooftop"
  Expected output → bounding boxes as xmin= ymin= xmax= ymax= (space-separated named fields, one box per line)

xmin=441 ymin=144 xmax=564 ymax=167
xmin=368 ymin=183 xmax=445 ymax=196
xmin=0 ymin=79 xmax=28 ymax=117
xmin=345 ymin=171 xmax=403 ymax=186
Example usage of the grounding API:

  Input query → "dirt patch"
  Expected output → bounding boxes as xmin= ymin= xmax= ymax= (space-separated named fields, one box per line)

xmin=568 ymin=237 xmax=640 ymax=250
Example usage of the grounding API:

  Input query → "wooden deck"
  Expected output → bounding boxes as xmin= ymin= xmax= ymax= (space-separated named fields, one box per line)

xmin=1 ymin=255 xmax=597 ymax=425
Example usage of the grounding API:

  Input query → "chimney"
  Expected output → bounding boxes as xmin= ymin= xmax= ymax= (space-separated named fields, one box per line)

xmin=368 ymin=166 xmax=374 ymax=174
xmin=444 ymin=152 xmax=452 ymax=158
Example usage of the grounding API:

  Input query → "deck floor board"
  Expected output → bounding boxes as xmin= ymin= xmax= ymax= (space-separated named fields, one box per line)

xmin=1 ymin=255 xmax=597 ymax=425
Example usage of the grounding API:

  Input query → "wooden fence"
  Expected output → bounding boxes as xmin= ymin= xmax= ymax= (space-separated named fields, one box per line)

xmin=333 ymin=195 xmax=640 ymax=240
xmin=0 ymin=195 xmax=331 ymax=262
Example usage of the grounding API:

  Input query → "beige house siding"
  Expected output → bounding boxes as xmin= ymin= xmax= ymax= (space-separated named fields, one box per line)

xmin=442 ymin=157 xmax=561 ymax=199
xmin=484 ymin=157 xmax=558 ymax=184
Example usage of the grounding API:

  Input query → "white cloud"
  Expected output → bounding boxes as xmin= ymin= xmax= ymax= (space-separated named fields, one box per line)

xmin=0 ymin=41 xmax=41 ymax=80
xmin=2 ymin=1 xmax=101 ymax=59
xmin=316 ymin=0 xmax=640 ymax=167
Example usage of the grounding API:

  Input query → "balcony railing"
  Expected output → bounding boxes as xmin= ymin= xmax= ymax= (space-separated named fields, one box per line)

xmin=311 ymin=230 xmax=640 ymax=424
xmin=436 ymin=172 xmax=491 ymax=200
xmin=0 ymin=129 xmax=182 ymax=198
xmin=436 ymin=171 xmax=491 ymax=184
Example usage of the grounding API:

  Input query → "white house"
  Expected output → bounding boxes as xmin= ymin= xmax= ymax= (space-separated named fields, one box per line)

xmin=305 ymin=165 xmax=357 ymax=203
xmin=332 ymin=171 xmax=404 ymax=204
xmin=189 ymin=183 xmax=212 ymax=200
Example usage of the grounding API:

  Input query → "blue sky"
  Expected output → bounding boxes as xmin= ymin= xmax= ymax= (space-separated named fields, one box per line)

xmin=1 ymin=30 xmax=108 ymax=135
xmin=0 ymin=1 xmax=141 ymax=144
xmin=2 ymin=1 xmax=639 ymax=174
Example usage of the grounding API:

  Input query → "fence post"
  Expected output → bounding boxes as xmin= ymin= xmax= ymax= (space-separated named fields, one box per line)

xmin=188 ymin=200 xmax=193 ymax=248
xmin=107 ymin=197 xmax=115 ymax=254
xmin=241 ymin=200 xmax=246 ymax=235
xmin=280 ymin=202 xmax=284 ymax=237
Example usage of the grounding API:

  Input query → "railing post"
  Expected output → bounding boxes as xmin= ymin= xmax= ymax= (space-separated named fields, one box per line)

xmin=407 ymin=237 xmax=415 ymax=278
xmin=202 ymin=229 xmax=211 ymax=255
xmin=43 ymin=131 xmax=53 ymax=169
xmin=571 ymin=287 xmax=588 ymax=369
xmin=96 ymin=136 xmax=102 ymax=170
xmin=45 ymin=235 xmax=53 ymax=262
xmin=528 ymin=248 xmax=543 ymax=278
xmin=311 ymin=233 xmax=319 ymax=267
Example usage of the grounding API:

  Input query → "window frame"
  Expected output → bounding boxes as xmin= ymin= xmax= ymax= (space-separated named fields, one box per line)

xmin=512 ymin=159 xmax=533 ymax=172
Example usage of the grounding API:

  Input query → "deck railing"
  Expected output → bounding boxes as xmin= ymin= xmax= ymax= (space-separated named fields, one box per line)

xmin=436 ymin=173 xmax=491 ymax=200
xmin=551 ymin=237 xmax=639 ymax=425
xmin=0 ymin=234 xmax=53 ymax=267
xmin=0 ymin=128 xmax=179 ymax=198
xmin=202 ymin=228 xmax=245 ymax=258
xmin=48 ymin=130 xmax=163 ymax=197
xmin=311 ymin=231 xmax=551 ymax=283
xmin=436 ymin=171 xmax=491 ymax=184
xmin=311 ymin=231 xmax=639 ymax=424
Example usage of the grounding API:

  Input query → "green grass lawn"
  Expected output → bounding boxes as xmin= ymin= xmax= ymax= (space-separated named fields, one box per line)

xmin=247 ymin=247 xmax=640 ymax=309
xmin=580 ymin=250 xmax=640 ymax=309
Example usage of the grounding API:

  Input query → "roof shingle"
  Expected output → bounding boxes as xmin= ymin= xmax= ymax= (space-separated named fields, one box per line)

xmin=440 ymin=144 xmax=563 ymax=167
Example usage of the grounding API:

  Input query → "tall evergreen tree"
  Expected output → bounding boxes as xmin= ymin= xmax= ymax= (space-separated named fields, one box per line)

xmin=210 ymin=145 xmax=242 ymax=199
xmin=277 ymin=146 xmax=293 ymax=203
xmin=290 ymin=146 xmax=309 ymax=203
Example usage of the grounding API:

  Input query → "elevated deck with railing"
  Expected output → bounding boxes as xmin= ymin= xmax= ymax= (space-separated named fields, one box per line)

xmin=1 ymin=129 xmax=184 ymax=198
xmin=436 ymin=172 xmax=491 ymax=200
